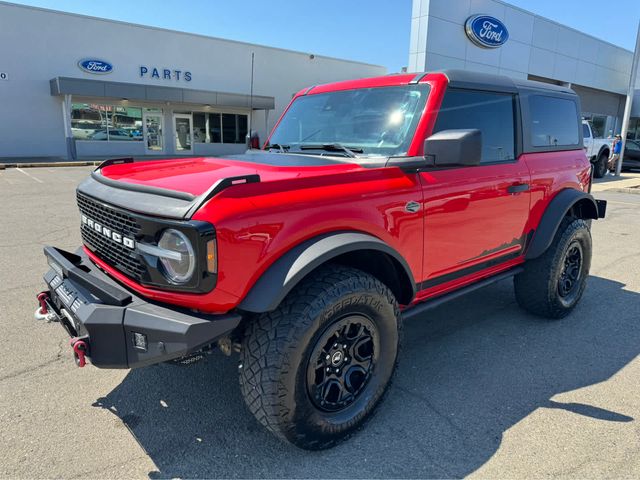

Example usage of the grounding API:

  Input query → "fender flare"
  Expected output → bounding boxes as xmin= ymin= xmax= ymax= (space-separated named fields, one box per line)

xmin=525 ymin=189 xmax=600 ymax=260
xmin=238 ymin=232 xmax=416 ymax=313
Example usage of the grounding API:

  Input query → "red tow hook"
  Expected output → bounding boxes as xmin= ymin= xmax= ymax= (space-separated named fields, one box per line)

xmin=37 ymin=292 xmax=49 ymax=315
xmin=70 ymin=337 xmax=88 ymax=368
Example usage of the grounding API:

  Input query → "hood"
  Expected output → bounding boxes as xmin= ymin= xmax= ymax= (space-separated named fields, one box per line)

xmin=100 ymin=151 xmax=365 ymax=198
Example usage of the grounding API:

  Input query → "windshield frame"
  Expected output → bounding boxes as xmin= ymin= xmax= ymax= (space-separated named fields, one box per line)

xmin=265 ymin=84 xmax=431 ymax=160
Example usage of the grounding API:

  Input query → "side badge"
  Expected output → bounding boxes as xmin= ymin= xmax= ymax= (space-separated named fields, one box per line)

xmin=405 ymin=201 xmax=421 ymax=213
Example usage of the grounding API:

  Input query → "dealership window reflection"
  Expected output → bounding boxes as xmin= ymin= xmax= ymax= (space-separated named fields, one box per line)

xmin=71 ymin=104 xmax=143 ymax=141
xmin=193 ymin=112 xmax=247 ymax=144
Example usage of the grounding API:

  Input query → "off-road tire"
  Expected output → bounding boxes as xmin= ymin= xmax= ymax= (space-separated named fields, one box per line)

xmin=239 ymin=265 xmax=401 ymax=450
xmin=515 ymin=218 xmax=592 ymax=319
xmin=593 ymin=151 xmax=608 ymax=178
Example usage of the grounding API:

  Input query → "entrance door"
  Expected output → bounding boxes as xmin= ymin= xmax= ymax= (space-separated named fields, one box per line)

xmin=143 ymin=111 xmax=164 ymax=154
xmin=173 ymin=113 xmax=193 ymax=153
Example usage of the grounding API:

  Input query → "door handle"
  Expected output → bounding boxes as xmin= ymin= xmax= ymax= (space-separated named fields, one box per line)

xmin=507 ymin=183 xmax=530 ymax=194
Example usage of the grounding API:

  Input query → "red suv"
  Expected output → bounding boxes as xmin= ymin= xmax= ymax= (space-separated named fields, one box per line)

xmin=37 ymin=70 xmax=606 ymax=449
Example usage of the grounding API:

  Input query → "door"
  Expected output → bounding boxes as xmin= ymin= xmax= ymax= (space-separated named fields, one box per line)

xmin=143 ymin=110 xmax=164 ymax=154
xmin=173 ymin=113 xmax=193 ymax=152
xmin=418 ymin=88 xmax=531 ymax=294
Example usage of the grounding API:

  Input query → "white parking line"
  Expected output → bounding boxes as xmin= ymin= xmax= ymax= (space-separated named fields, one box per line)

xmin=15 ymin=167 xmax=44 ymax=183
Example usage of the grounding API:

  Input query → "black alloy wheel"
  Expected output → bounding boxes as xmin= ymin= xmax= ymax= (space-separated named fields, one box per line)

xmin=306 ymin=315 xmax=378 ymax=412
xmin=558 ymin=241 xmax=583 ymax=298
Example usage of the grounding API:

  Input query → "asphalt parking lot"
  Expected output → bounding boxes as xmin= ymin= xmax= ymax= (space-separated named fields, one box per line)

xmin=1 ymin=166 xmax=639 ymax=479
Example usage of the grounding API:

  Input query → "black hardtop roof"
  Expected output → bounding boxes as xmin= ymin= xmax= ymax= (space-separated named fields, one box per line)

xmin=431 ymin=69 xmax=577 ymax=96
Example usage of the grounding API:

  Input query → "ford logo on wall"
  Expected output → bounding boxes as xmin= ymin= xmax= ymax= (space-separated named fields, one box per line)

xmin=78 ymin=59 xmax=113 ymax=74
xmin=465 ymin=15 xmax=509 ymax=48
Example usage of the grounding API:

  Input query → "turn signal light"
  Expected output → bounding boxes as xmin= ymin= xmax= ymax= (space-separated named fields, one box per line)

xmin=206 ymin=240 xmax=217 ymax=273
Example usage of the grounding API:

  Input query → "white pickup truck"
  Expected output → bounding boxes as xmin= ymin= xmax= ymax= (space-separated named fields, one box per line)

xmin=582 ymin=120 xmax=612 ymax=178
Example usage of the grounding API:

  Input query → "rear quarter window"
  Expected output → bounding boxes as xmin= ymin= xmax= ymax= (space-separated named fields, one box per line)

xmin=529 ymin=95 xmax=580 ymax=148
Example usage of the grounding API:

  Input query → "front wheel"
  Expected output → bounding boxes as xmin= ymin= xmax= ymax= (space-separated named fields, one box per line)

xmin=239 ymin=265 xmax=401 ymax=450
xmin=515 ymin=218 xmax=592 ymax=319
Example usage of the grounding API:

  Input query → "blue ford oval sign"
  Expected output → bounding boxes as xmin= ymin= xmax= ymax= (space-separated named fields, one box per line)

xmin=465 ymin=15 xmax=509 ymax=48
xmin=78 ymin=59 xmax=113 ymax=74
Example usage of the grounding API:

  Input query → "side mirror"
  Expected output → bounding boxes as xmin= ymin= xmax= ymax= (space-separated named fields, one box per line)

xmin=424 ymin=129 xmax=482 ymax=167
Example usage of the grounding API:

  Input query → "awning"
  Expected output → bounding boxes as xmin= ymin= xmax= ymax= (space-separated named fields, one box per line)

xmin=50 ymin=77 xmax=275 ymax=110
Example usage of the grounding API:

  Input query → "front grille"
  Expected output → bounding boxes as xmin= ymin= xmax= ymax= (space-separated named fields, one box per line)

xmin=77 ymin=192 xmax=145 ymax=280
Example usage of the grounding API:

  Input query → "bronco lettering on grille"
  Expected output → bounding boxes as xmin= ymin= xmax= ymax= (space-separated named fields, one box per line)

xmin=81 ymin=214 xmax=136 ymax=249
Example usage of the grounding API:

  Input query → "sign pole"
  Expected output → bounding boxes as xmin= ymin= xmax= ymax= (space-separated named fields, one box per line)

xmin=248 ymin=52 xmax=255 ymax=147
xmin=616 ymin=20 xmax=640 ymax=176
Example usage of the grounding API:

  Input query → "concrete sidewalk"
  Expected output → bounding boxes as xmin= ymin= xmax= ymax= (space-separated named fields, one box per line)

xmin=591 ymin=172 xmax=640 ymax=193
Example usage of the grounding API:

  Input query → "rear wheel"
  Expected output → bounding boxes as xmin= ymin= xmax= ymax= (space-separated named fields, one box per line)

xmin=239 ymin=265 xmax=400 ymax=450
xmin=593 ymin=151 xmax=608 ymax=178
xmin=515 ymin=218 xmax=592 ymax=319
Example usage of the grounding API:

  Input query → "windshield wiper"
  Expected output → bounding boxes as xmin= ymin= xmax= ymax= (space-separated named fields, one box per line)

xmin=265 ymin=143 xmax=290 ymax=152
xmin=298 ymin=143 xmax=363 ymax=158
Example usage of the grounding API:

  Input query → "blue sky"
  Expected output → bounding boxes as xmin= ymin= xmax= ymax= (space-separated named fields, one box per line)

xmin=8 ymin=0 xmax=640 ymax=72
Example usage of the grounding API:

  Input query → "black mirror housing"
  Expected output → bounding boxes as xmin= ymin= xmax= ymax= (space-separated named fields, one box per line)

xmin=424 ymin=129 xmax=482 ymax=167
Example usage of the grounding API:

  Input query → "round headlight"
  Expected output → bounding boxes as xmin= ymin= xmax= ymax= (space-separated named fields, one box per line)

xmin=157 ymin=229 xmax=195 ymax=284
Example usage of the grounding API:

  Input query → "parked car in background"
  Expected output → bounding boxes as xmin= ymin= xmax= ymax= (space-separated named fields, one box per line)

xmin=622 ymin=139 xmax=640 ymax=171
xmin=582 ymin=120 xmax=611 ymax=178
xmin=89 ymin=129 xmax=138 ymax=141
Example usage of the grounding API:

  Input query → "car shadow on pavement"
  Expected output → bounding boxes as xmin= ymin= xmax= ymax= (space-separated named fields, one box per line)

xmin=92 ymin=275 xmax=639 ymax=479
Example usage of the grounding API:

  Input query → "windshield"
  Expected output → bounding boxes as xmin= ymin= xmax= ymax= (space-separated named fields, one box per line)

xmin=267 ymin=84 xmax=430 ymax=157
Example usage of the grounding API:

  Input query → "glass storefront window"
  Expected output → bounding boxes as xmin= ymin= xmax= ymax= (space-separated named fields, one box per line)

xmin=112 ymin=106 xmax=143 ymax=141
xmin=222 ymin=113 xmax=248 ymax=144
xmin=71 ymin=103 xmax=142 ymax=141
xmin=192 ymin=112 xmax=246 ymax=144
xmin=209 ymin=113 xmax=222 ymax=143
xmin=71 ymin=103 xmax=108 ymax=140
xmin=192 ymin=112 xmax=222 ymax=143
xmin=628 ymin=118 xmax=640 ymax=140
xmin=193 ymin=113 xmax=207 ymax=143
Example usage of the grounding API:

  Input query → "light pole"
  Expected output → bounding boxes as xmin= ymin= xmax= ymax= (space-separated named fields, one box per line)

xmin=616 ymin=20 xmax=640 ymax=176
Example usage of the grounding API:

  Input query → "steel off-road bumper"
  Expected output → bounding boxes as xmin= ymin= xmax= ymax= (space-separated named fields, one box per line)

xmin=39 ymin=246 xmax=241 ymax=368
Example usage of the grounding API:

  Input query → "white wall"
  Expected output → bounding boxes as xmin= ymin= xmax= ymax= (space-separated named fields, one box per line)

xmin=409 ymin=0 xmax=638 ymax=95
xmin=0 ymin=2 xmax=386 ymax=158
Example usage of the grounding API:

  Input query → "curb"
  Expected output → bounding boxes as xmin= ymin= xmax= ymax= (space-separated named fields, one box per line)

xmin=0 ymin=161 xmax=100 ymax=169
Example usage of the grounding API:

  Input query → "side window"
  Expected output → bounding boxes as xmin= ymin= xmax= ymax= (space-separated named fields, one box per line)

xmin=432 ymin=89 xmax=515 ymax=163
xmin=529 ymin=96 xmax=579 ymax=147
xmin=582 ymin=124 xmax=591 ymax=138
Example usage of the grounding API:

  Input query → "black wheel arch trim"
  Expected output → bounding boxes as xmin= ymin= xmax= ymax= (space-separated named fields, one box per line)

xmin=526 ymin=189 xmax=604 ymax=260
xmin=238 ymin=232 xmax=417 ymax=313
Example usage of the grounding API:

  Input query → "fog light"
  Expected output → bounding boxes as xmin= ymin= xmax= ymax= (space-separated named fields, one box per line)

xmin=132 ymin=332 xmax=147 ymax=351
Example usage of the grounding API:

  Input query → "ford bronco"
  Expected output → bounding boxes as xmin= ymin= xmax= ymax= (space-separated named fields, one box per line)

xmin=37 ymin=70 xmax=606 ymax=450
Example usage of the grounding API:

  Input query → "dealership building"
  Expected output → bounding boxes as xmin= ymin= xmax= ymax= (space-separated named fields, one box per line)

xmin=410 ymin=0 xmax=640 ymax=141
xmin=0 ymin=1 xmax=385 ymax=160
xmin=1 ymin=0 xmax=640 ymax=161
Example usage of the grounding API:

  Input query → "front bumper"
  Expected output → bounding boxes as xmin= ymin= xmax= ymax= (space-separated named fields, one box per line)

xmin=40 ymin=246 xmax=241 ymax=368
